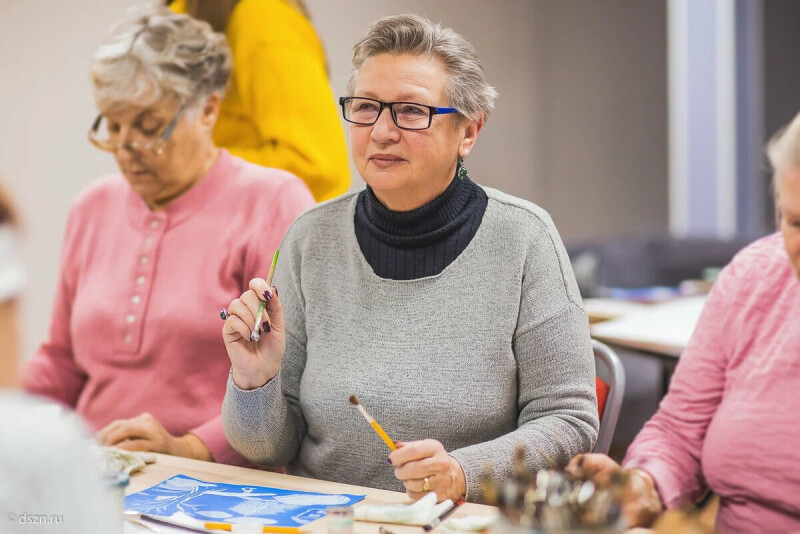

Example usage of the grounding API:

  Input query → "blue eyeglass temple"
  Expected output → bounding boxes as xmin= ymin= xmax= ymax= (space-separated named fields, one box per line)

xmin=159 ymin=105 xmax=186 ymax=140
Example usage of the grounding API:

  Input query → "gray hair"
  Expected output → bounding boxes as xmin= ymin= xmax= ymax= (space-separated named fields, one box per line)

xmin=347 ymin=14 xmax=498 ymax=123
xmin=91 ymin=5 xmax=231 ymax=114
xmin=766 ymin=110 xmax=800 ymax=199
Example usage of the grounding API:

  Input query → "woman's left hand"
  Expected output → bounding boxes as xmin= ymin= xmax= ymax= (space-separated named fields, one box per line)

xmin=567 ymin=454 xmax=663 ymax=527
xmin=97 ymin=412 xmax=212 ymax=461
xmin=389 ymin=439 xmax=466 ymax=502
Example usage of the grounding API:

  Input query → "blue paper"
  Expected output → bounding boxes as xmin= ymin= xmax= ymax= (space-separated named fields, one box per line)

xmin=125 ymin=474 xmax=365 ymax=526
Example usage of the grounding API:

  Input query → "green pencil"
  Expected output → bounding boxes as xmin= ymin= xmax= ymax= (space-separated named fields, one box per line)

xmin=250 ymin=250 xmax=280 ymax=342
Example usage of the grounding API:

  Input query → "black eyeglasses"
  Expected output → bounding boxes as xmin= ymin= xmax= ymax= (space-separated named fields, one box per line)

xmin=339 ymin=97 xmax=459 ymax=131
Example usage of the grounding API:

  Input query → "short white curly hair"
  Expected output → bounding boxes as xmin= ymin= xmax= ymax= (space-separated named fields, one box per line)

xmin=91 ymin=5 xmax=231 ymax=114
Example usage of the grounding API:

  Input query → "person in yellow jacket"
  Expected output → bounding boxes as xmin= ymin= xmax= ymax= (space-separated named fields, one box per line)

xmin=169 ymin=0 xmax=350 ymax=201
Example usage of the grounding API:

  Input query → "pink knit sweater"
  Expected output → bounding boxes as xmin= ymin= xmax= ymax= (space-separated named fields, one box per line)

xmin=24 ymin=150 xmax=314 ymax=464
xmin=624 ymin=233 xmax=800 ymax=533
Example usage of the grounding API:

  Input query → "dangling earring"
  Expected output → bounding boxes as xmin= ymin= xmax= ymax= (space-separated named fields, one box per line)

xmin=457 ymin=155 xmax=468 ymax=179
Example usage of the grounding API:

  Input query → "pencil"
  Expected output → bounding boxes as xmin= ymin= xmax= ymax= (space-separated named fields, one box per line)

xmin=423 ymin=498 xmax=465 ymax=531
xmin=349 ymin=395 xmax=397 ymax=451
xmin=204 ymin=522 xmax=302 ymax=533
xmin=251 ymin=250 xmax=280 ymax=342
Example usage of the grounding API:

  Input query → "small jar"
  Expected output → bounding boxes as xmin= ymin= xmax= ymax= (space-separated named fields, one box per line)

xmin=326 ymin=506 xmax=354 ymax=534
xmin=106 ymin=471 xmax=129 ymax=532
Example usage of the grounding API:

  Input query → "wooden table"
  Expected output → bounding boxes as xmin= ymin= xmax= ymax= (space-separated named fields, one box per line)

xmin=126 ymin=454 xmax=498 ymax=533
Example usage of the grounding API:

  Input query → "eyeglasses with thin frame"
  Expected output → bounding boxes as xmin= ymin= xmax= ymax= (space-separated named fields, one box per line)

xmin=339 ymin=97 xmax=459 ymax=131
xmin=88 ymin=104 xmax=186 ymax=156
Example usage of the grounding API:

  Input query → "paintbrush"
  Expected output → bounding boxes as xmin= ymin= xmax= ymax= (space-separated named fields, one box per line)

xmin=251 ymin=250 xmax=280 ymax=342
xmin=349 ymin=395 xmax=397 ymax=451
xmin=205 ymin=522 xmax=303 ymax=533
xmin=423 ymin=498 xmax=465 ymax=531
xmin=124 ymin=511 xmax=212 ymax=533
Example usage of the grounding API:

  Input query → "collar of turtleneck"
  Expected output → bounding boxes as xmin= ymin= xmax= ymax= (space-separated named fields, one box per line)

xmin=354 ymin=168 xmax=488 ymax=280
xmin=358 ymin=169 xmax=482 ymax=248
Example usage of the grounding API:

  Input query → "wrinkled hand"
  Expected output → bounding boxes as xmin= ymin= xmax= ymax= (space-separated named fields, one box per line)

xmin=566 ymin=453 xmax=622 ymax=485
xmin=567 ymin=453 xmax=664 ymax=527
xmin=223 ymin=278 xmax=285 ymax=390
xmin=389 ymin=439 xmax=466 ymax=503
xmin=97 ymin=412 xmax=212 ymax=461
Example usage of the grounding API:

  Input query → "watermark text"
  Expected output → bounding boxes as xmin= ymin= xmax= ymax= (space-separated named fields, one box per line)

xmin=6 ymin=512 xmax=64 ymax=525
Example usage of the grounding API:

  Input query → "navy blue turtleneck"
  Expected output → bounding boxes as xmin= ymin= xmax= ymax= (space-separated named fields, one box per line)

xmin=354 ymin=171 xmax=488 ymax=280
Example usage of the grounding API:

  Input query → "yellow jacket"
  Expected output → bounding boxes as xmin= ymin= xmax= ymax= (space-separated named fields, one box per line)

xmin=172 ymin=0 xmax=350 ymax=201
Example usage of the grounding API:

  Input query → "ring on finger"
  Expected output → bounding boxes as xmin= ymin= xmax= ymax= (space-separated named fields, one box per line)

xmin=423 ymin=476 xmax=430 ymax=492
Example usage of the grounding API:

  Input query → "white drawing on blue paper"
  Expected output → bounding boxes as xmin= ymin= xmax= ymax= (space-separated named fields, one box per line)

xmin=125 ymin=475 xmax=365 ymax=526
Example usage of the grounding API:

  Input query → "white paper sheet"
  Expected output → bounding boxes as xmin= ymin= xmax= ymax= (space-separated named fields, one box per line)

xmin=590 ymin=296 xmax=707 ymax=357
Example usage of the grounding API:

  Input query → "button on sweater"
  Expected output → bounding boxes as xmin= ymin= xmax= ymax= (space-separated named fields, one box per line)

xmin=24 ymin=150 xmax=314 ymax=465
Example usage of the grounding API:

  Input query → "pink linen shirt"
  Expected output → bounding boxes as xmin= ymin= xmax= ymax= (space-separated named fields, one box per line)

xmin=624 ymin=233 xmax=800 ymax=533
xmin=24 ymin=150 xmax=314 ymax=464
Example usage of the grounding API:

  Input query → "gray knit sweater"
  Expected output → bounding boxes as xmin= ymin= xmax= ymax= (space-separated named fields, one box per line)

xmin=222 ymin=187 xmax=598 ymax=501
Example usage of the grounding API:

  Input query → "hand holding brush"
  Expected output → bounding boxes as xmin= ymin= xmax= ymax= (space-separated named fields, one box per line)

xmin=222 ymin=251 xmax=286 ymax=390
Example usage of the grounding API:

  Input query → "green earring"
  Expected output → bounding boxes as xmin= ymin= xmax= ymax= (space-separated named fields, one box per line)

xmin=457 ymin=155 xmax=468 ymax=178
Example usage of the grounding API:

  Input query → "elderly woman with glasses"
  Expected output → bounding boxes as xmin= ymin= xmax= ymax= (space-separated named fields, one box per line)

xmin=220 ymin=14 xmax=598 ymax=502
xmin=23 ymin=6 xmax=314 ymax=464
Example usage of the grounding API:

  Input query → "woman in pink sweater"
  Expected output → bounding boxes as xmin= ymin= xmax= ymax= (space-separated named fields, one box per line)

xmin=570 ymin=114 xmax=800 ymax=532
xmin=23 ymin=7 xmax=314 ymax=464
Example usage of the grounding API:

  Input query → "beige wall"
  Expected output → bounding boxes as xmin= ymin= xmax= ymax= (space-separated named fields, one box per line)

xmin=0 ymin=1 xmax=128 ymax=359
xmin=529 ymin=0 xmax=668 ymax=241
xmin=1 ymin=0 xmax=668 ymax=359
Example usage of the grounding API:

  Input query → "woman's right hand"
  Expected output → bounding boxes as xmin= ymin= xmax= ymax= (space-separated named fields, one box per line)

xmin=222 ymin=278 xmax=285 ymax=390
xmin=566 ymin=454 xmax=664 ymax=528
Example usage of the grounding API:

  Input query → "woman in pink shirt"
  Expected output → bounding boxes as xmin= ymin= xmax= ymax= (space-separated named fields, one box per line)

xmin=569 ymin=114 xmax=800 ymax=532
xmin=23 ymin=6 xmax=314 ymax=464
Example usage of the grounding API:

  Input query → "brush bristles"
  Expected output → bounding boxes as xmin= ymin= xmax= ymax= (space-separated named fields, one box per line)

xmin=350 ymin=395 xmax=374 ymax=423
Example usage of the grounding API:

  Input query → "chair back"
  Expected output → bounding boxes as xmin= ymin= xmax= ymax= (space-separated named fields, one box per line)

xmin=593 ymin=339 xmax=625 ymax=454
